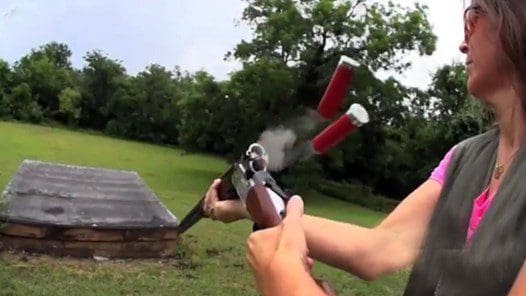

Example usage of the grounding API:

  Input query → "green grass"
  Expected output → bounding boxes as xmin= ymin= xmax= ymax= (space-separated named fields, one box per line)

xmin=0 ymin=121 xmax=408 ymax=295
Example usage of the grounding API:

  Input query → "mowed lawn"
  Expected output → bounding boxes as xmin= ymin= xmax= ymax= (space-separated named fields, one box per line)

xmin=0 ymin=121 xmax=408 ymax=295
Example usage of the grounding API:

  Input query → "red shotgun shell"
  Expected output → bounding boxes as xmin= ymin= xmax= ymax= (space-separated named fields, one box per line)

xmin=312 ymin=104 xmax=369 ymax=154
xmin=317 ymin=56 xmax=359 ymax=120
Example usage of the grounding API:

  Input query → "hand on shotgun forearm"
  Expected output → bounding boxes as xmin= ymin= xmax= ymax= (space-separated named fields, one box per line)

xmin=246 ymin=196 xmax=329 ymax=296
xmin=203 ymin=179 xmax=251 ymax=222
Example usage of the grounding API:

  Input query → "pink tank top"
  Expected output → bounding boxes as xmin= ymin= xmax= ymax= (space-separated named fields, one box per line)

xmin=430 ymin=146 xmax=495 ymax=242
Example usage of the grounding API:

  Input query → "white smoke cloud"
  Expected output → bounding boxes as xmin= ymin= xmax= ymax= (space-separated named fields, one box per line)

xmin=258 ymin=127 xmax=297 ymax=172
xmin=289 ymin=109 xmax=324 ymax=134
xmin=257 ymin=109 xmax=324 ymax=172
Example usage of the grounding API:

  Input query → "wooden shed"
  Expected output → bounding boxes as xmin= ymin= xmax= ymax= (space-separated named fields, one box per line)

xmin=0 ymin=160 xmax=179 ymax=258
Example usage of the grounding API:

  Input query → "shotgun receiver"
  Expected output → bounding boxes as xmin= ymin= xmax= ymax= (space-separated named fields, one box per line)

xmin=177 ymin=143 xmax=290 ymax=233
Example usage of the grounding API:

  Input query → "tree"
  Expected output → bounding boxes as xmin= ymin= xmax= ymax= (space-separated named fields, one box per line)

xmin=224 ymin=58 xmax=299 ymax=154
xmin=80 ymin=50 xmax=129 ymax=130
xmin=58 ymin=87 xmax=82 ymax=125
xmin=106 ymin=64 xmax=180 ymax=143
xmin=4 ymin=83 xmax=43 ymax=123
xmin=11 ymin=43 xmax=74 ymax=117
xmin=40 ymin=42 xmax=72 ymax=68
xmin=0 ymin=59 xmax=11 ymax=85
xmin=428 ymin=63 xmax=489 ymax=147
xmin=429 ymin=63 xmax=470 ymax=121
xmin=175 ymin=59 xmax=299 ymax=156
xmin=177 ymin=71 xmax=225 ymax=150
xmin=231 ymin=0 xmax=436 ymax=107
xmin=0 ymin=60 xmax=11 ymax=118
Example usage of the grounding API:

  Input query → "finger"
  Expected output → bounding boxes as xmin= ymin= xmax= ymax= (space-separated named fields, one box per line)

xmin=203 ymin=179 xmax=221 ymax=215
xmin=284 ymin=195 xmax=304 ymax=220
xmin=279 ymin=195 xmax=306 ymax=251
xmin=204 ymin=180 xmax=217 ymax=202
xmin=205 ymin=179 xmax=221 ymax=204
xmin=210 ymin=179 xmax=221 ymax=203
xmin=212 ymin=178 xmax=221 ymax=188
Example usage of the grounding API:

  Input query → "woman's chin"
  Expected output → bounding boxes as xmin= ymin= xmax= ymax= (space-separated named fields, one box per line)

xmin=467 ymin=77 xmax=478 ymax=96
xmin=467 ymin=76 xmax=483 ymax=98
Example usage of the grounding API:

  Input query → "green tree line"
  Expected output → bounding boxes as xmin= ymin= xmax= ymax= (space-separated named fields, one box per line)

xmin=0 ymin=0 xmax=489 ymax=199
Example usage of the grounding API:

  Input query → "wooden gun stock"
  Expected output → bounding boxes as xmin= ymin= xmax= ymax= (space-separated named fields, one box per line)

xmin=246 ymin=183 xmax=282 ymax=229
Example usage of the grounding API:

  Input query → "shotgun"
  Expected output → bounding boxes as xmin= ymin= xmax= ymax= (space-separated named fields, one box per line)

xmin=178 ymin=143 xmax=289 ymax=233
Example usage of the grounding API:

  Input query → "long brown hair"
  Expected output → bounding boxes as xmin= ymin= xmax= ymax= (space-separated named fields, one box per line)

xmin=474 ymin=0 xmax=526 ymax=99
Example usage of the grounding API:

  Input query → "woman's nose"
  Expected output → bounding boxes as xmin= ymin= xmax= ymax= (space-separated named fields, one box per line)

xmin=459 ymin=39 xmax=469 ymax=54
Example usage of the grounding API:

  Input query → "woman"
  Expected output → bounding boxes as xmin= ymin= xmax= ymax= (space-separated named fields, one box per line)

xmin=203 ymin=0 xmax=526 ymax=294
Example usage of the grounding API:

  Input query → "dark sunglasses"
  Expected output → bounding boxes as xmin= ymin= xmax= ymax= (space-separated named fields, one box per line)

xmin=464 ymin=4 xmax=485 ymax=42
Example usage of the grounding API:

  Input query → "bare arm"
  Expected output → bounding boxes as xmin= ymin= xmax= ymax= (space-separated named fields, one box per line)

xmin=204 ymin=178 xmax=442 ymax=280
xmin=303 ymin=179 xmax=442 ymax=280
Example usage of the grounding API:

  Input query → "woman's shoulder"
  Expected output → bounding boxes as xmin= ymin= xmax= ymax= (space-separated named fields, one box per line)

xmin=444 ymin=129 xmax=499 ymax=180
xmin=455 ymin=129 xmax=498 ymax=152
xmin=429 ymin=129 xmax=498 ymax=185
xmin=430 ymin=145 xmax=457 ymax=185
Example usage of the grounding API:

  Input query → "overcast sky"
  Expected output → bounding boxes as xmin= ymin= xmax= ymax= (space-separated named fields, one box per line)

xmin=0 ymin=0 xmax=466 ymax=89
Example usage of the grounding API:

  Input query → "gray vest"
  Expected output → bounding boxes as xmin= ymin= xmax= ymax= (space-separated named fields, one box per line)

xmin=403 ymin=129 xmax=526 ymax=296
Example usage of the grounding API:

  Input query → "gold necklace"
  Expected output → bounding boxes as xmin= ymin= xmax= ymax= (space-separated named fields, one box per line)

xmin=494 ymin=146 xmax=521 ymax=180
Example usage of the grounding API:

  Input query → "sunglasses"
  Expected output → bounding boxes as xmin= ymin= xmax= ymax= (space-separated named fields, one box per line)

xmin=464 ymin=5 xmax=485 ymax=42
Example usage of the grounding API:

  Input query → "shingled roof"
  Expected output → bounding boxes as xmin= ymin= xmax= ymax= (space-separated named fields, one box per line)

xmin=0 ymin=160 xmax=179 ymax=258
xmin=0 ymin=160 xmax=178 ymax=229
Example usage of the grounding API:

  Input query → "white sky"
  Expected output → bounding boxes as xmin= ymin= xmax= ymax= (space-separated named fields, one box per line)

xmin=379 ymin=0 xmax=466 ymax=88
xmin=0 ymin=0 xmax=466 ymax=89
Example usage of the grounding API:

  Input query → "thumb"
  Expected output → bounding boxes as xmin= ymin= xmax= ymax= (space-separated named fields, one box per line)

xmin=284 ymin=195 xmax=304 ymax=221
xmin=279 ymin=196 xmax=306 ymax=251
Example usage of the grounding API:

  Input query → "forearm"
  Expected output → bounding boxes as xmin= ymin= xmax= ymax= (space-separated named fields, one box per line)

xmin=302 ymin=181 xmax=440 ymax=279
xmin=302 ymin=215 xmax=416 ymax=280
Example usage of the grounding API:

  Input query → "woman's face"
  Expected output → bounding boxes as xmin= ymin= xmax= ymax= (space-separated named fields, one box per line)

xmin=459 ymin=4 xmax=513 ymax=102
